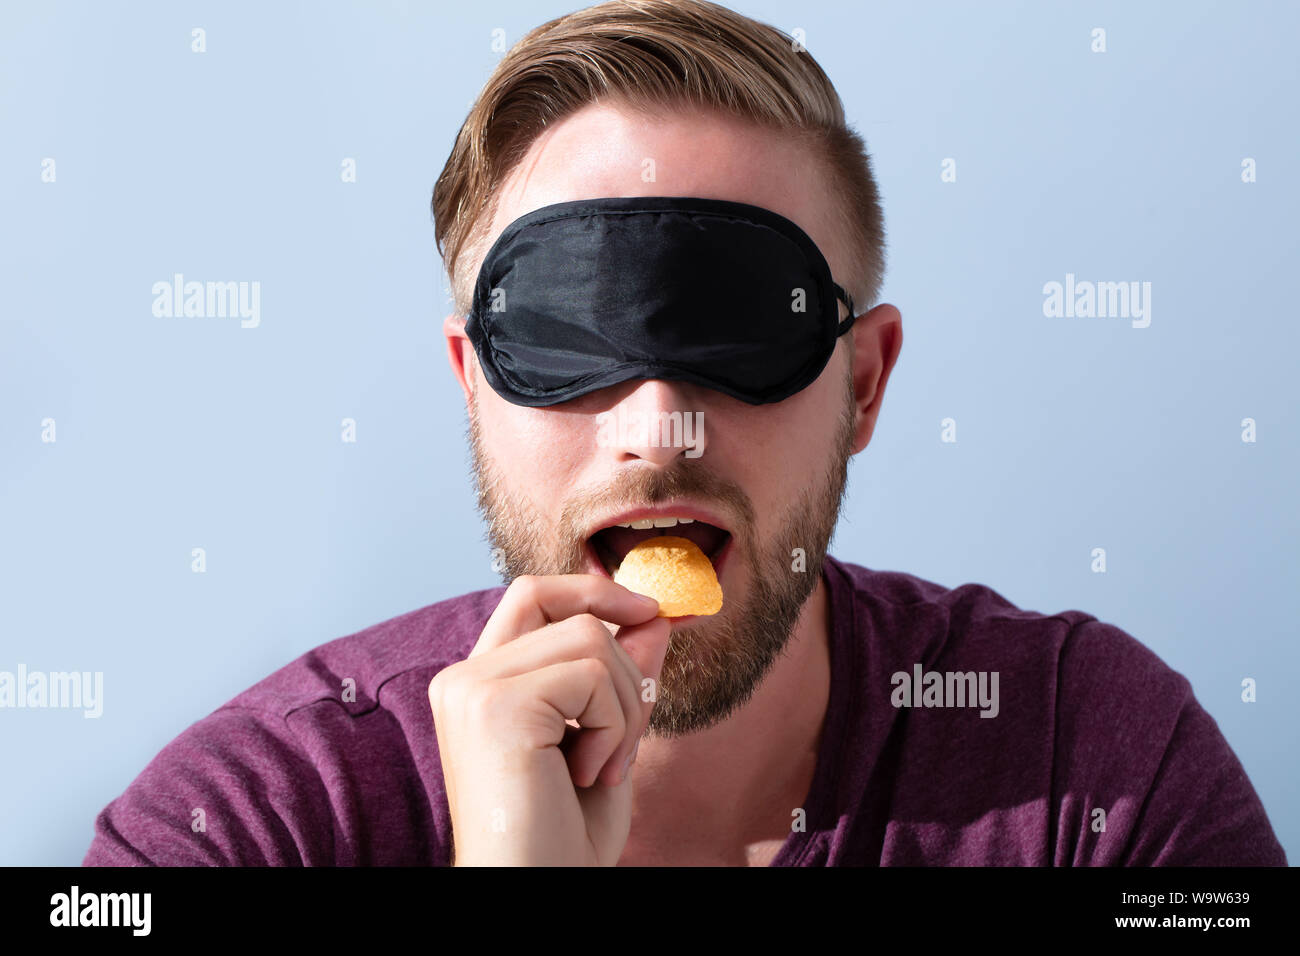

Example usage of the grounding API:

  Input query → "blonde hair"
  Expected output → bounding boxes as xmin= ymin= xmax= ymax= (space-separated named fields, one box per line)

xmin=432 ymin=0 xmax=886 ymax=322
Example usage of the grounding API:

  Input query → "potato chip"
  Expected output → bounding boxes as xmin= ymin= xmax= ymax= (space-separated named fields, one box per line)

xmin=613 ymin=535 xmax=723 ymax=617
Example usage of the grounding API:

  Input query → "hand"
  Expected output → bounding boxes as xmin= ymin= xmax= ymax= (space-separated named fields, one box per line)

xmin=428 ymin=574 xmax=671 ymax=866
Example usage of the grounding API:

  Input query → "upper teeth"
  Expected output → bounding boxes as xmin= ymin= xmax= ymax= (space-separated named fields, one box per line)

xmin=614 ymin=516 xmax=696 ymax=529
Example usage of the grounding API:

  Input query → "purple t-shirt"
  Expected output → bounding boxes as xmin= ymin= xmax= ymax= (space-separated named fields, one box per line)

xmin=82 ymin=556 xmax=1287 ymax=866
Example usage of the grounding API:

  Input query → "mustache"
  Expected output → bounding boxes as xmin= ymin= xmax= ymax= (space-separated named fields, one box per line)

xmin=559 ymin=461 xmax=755 ymax=538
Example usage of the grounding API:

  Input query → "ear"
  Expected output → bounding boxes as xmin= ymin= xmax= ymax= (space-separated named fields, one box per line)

xmin=443 ymin=314 xmax=476 ymax=405
xmin=848 ymin=303 xmax=903 ymax=454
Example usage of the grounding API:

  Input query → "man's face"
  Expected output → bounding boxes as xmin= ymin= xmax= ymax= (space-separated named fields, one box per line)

xmin=451 ymin=102 xmax=865 ymax=738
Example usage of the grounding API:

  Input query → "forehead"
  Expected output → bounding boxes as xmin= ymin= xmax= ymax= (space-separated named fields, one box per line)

xmin=479 ymin=102 xmax=843 ymax=278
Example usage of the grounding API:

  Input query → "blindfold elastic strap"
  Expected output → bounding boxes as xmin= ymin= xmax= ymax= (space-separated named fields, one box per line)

xmin=834 ymin=283 xmax=856 ymax=335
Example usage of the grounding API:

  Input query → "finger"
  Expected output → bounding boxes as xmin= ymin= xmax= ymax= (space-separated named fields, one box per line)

xmin=468 ymin=614 xmax=640 ymax=691
xmin=548 ymin=618 xmax=650 ymax=785
xmin=614 ymin=616 xmax=673 ymax=695
xmin=595 ymin=616 xmax=673 ymax=786
xmin=471 ymin=575 xmax=660 ymax=658
xmin=463 ymin=616 xmax=645 ymax=773
xmin=509 ymin=657 xmax=627 ymax=789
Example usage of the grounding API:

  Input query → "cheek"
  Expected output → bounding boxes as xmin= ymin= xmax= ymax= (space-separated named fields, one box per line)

xmin=783 ymin=365 xmax=849 ymax=459
xmin=481 ymin=400 xmax=589 ymax=488
xmin=724 ymin=391 xmax=830 ymax=480
xmin=719 ymin=385 xmax=839 ymax=533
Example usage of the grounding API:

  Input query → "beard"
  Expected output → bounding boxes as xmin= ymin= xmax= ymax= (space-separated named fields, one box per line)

xmin=465 ymin=360 xmax=857 ymax=738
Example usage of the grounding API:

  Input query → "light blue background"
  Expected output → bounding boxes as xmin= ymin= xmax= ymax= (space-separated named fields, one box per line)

xmin=1 ymin=0 xmax=1295 ymax=866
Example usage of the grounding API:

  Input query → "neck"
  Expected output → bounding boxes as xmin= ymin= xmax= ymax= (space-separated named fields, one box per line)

xmin=623 ymin=570 xmax=833 ymax=861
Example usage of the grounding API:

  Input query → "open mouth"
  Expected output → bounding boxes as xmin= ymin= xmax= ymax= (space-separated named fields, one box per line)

xmin=585 ymin=514 xmax=733 ymax=585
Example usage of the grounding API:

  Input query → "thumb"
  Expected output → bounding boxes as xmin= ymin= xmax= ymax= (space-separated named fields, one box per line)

xmin=614 ymin=615 xmax=672 ymax=699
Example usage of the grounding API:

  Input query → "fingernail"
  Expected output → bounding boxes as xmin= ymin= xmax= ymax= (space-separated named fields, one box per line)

xmin=622 ymin=740 xmax=640 ymax=779
xmin=632 ymin=592 xmax=658 ymax=609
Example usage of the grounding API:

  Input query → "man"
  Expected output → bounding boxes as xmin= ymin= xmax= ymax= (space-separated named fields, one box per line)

xmin=84 ymin=0 xmax=1285 ymax=867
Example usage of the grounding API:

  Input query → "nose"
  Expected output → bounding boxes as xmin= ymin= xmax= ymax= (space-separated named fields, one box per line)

xmin=598 ymin=377 xmax=708 ymax=465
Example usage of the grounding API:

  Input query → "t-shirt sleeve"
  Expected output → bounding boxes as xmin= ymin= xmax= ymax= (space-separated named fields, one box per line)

xmin=1118 ymin=689 xmax=1287 ymax=866
xmin=82 ymin=705 xmax=335 ymax=866
xmin=1055 ymin=619 xmax=1287 ymax=866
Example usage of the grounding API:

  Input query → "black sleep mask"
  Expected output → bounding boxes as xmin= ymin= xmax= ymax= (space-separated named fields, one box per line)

xmin=465 ymin=195 xmax=856 ymax=407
